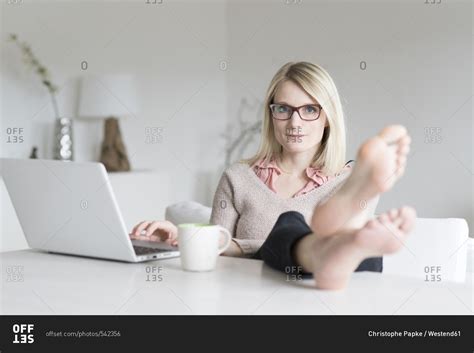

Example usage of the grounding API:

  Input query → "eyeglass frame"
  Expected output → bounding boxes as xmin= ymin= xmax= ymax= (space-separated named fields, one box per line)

xmin=269 ymin=103 xmax=323 ymax=121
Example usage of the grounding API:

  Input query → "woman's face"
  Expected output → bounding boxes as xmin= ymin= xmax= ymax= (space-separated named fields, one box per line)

xmin=272 ymin=80 xmax=327 ymax=155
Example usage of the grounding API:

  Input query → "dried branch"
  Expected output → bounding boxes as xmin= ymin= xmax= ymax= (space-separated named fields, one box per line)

xmin=222 ymin=98 xmax=263 ymax=167
xmin=8 ymin=33 xmax=60 ymax=118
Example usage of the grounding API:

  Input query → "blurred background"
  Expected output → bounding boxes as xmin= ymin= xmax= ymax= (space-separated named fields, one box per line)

xmin=1 ymin=0 xmax=472 ymax=252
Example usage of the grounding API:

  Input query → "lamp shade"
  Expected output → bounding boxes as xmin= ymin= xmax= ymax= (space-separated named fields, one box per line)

xmin=78 ymin=74 xmax=138 ymax=119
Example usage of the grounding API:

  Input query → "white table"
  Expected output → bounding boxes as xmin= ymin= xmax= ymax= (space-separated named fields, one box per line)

xmin=1 ymin=249 xmax=472 ymax=315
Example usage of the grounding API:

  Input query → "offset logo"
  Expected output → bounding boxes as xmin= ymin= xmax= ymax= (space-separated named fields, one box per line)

xmin=12 ymin=324 xmax=34 ymax=344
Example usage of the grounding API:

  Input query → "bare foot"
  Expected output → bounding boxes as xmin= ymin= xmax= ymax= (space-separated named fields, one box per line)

xmin=341 ymin=124 xmax=411 ymax=200
xmin=303 ymin=206 xmax=416 ymax=290
xmin=310 ymin=125 xmax=411 ymax=237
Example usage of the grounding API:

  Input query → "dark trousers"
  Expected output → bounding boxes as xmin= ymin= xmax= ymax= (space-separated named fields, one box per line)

xmin=253 ymin=211 xmax=383 ymax=278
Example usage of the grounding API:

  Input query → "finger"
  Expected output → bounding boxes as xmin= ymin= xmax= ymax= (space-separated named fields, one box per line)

xmin=136 ymin=221 xmax=153 ymax=236
xmin=148 ymin=221 xmax=178 ymax=240
xmin=132 ymin=221 xmax=151 ymax=236
xmin=130 ymin=222 xmax=144 ymax=235
xmin=167 ymin=229 xmax=178 ymax=241
xmin=147 ymin=234 xmax=161 ymax=242
xmin=154 ymin=221 xmax=177 ymax=235
xmin=145 ymin=221 xmax=166 ymax=237
xmin=132 ymin=234 xmax=161 ymax=242
xmin=163 ymin=236 xmax=178 ymax=246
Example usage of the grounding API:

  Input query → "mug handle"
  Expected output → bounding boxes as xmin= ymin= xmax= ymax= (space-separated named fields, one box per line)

xmin=216 ymin=226 xmax=232 ymax=255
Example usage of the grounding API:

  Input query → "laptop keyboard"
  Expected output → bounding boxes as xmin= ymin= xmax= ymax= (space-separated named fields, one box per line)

xmin=133 ymin=245 xmax=173 ymax=255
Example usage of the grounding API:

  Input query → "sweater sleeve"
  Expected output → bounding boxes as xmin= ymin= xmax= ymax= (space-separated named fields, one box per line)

xmin=210 ymin=169 xmax=264 ymax=257
xmin=231 ymin=239 xmax=265 ymax=257
xmin=210 ymin=171 xmax=239 ymax=242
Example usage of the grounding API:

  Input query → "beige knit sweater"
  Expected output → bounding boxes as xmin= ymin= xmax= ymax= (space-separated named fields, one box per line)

xmin=210 ymin=161 xmax=376 ymax=257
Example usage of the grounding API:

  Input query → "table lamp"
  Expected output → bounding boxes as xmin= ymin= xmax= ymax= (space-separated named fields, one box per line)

xmin=78 ymin=74 xmax=138 ymax=172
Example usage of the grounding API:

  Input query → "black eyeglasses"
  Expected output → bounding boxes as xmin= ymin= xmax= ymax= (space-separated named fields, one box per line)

xmin=269 ymin=103 xmax=322 ymax=121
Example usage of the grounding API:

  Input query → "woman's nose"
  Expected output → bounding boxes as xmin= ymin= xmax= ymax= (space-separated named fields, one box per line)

xmin=288 ymin=111 xmax=302 ymax=126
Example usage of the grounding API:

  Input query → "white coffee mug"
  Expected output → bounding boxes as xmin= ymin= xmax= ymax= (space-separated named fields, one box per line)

xmin=177 ymin=223 xmax=231 ymax=272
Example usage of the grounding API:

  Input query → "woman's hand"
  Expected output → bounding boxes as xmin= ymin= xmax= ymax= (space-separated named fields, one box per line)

xmin=221 ymin=240 xmax=244 ymax=257
xmin=129 ymin=220 xmax=178 ymax=247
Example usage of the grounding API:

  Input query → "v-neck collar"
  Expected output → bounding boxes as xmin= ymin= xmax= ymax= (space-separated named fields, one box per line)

xmin=243 ymin=163 xmax=350 ymax=202
xmin=252 ymin=156 xmax=329 ymax=185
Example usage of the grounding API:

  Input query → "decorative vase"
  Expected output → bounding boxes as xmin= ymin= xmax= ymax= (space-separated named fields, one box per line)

xmin=53 ymin=117 xmax=73 ymax=161
xmin=100 ymin=117 xmax=131 ymax=172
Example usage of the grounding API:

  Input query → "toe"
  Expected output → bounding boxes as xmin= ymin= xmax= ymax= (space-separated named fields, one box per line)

xmin=380 ymin=210 xmax=403 ymax=234
xmin=401 ymin=135 xmax=411 ymax=146
xmin=398 ymin=144 xmax=410 ymax=155
xmin=391 ymin=214 xmax=404 ymax=228
xmin=400 ymin=206 xmax=417 ymax=218
xmin=397 ymin=155 xmax=407 ymax=166
xmin=379 ymin=125 xmax=408 ymax=144
xmin=367 ymin=219 xmax=378 ymax=228
xmin=389 ymin=208 xmax=399 ymax=220
xmin=399 ymin=206 xmax=417 ymax=232
xmin=395 ymin=166 xmax=406 ymax=178
xmin=395 ymin=154 xmax=407 ymax=176
xmin=378 ymin=213 xmax=390 ymax=224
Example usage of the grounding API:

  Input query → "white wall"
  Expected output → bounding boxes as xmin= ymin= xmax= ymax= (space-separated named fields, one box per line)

xmin=1 ymin=0 xmax=472 ymax=252
xmin=225 ymin=0 xmax=473 ymax=231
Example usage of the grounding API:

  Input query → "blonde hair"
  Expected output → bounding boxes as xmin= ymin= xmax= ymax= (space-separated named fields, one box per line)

xmin=243 ymin=61 xmax=347 ymax=176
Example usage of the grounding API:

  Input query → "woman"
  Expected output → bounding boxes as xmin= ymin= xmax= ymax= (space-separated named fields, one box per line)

xmin=131 ymin=62 xmax=416 ymax=290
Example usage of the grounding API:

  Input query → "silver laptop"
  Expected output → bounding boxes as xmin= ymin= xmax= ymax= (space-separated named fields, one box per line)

xmin=1 ymin=158 xmax=180 ymax=262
